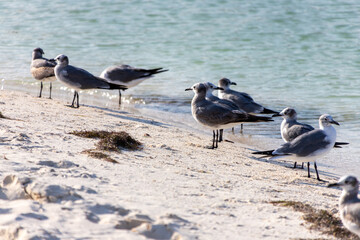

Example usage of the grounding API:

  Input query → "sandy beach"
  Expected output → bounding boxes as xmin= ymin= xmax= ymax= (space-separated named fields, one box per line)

xmin=0 ymin=90 xmax=350 ymax=239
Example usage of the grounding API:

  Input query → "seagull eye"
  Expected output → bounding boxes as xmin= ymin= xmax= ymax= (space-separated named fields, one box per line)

xmin=345 ymin=180 xmax=349 ymax=184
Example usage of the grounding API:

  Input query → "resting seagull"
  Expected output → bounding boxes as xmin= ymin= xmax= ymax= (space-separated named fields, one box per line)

xmin=186 ymin=83 xmax=273 ymax=149
xmin=218 ymin=78 xmax=278 ymax=114
xmin=204 ymin=82 xmax=243 ymax=142
xmin=100 ymin=65 xmax=168 ymax=104
xmin=274 ymin=107 xmax=348 ymax=168
xmin=253 ymin=114 xmax=339 ymax=181
xmin=54 ymin=54 xmax=127 ymax=108
xmin=30 ymin=48 xmax=57 ymax=99
xmin=328 ymin=175 xmax=360 ymax=237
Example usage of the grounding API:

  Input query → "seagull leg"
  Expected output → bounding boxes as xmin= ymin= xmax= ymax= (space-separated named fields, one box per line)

xmin=215 ymin=130 xmax=219 ymax=148
xmin=49 ymin=82 xmax=52 ymax=99
xmin=293 ymin=162 xmax=297 ymax=168
xmin=307 ymin=162 xmax=311 ymax=178
xmin=232 ymin=127 xmax=234 ymax=134
xmin=211 ymin=130 xmax=216 ymax=149
xmin=301 ymin=163 xmax=304 ymax=169
xmin=219 ymin=129 xmax=223 ymax=142
xmin=119 ymin=90 xmax=122 ymax=105
xmin=70 ymin=91 xmax=77 ymax=108
xmin=240 ymin=124 xmax=244 ymax=134
xmin=38 ymin=82 xmax=43 ymax=98
xmin=314 ymin=162 xmax=323 ymax=181
xmin=76 ymin=92 xmax=79 ymax=108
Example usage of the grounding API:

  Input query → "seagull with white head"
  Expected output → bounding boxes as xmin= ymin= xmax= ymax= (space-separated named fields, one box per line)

xmin=328 ymin=175 xmax=360 ymax=237
xmin=253 ymin=114 xmax=339 ymax=181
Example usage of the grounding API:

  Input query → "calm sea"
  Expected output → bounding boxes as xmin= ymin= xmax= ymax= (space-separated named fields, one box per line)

xmin=1 ymin=0 xmax=360 ymax=177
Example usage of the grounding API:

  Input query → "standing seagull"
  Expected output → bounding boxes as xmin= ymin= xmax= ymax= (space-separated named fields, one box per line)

xmin=328 ymin=176 xmax=360 ymax=237
xmin=204 ymin=82 xmax=243 ymax=142
xmin=275 ymin=107 xmax=315 ymax=169
xmin=30 ymin=48 xmax=57 ymax=99
xmin=186 ymin=83 xmax=273 ymax=149
xmin=218 ymin=78 xmax=278 ymax=114
xmin=252 ymin=114 xmax=339 ymax=181
xmin=274 ymin=107 xmax=348 ymax=168
xmin=54 ymin=54 xmax=127 ymax=108
xmin=100 ymin=65 xmax=168 ymax=104
xmin=274 ymin=107 xmax=314 ymax=143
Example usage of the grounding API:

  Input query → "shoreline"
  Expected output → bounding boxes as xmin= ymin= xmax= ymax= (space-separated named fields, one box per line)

xmin=0 ymin=90 xmax=347 ymax=239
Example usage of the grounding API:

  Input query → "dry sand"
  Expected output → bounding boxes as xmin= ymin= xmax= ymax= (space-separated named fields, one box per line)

xmin=0 ymin=90 xmax=344 ymax=239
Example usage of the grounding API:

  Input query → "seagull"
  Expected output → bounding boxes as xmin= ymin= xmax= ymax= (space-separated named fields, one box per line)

xmin=186 ymin=83 xmax=273 ymax=149
xmin=328 ymin=175 xmax=360 ymax=237
xmin=274 ymin=107 xmax=314 ymax=143
xmin=54 ymin=54 xmax=127 ymax=108
xmin=218 ymin=77 xmax=278 ymax=132
xmin=252 ymin=114 xmax=339 ymax=181
xmin=274 ymin=107 xmax=349 ymax=169
xmin=30 ymin=48 xmax=57 ymax=99
xmin=204 ymin=82 xmax=243 ymax=142
xmin=218 ymin=78 xmax=279 ymax=114
xmin=100 ymin=65 xmax=168 ymax=104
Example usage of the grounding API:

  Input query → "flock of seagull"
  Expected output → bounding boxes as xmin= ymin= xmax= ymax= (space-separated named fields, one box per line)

xmin=30 ymin=48 xmax=167 ymax=107
xmin=30 ymin=47 xmax=359 ymax=237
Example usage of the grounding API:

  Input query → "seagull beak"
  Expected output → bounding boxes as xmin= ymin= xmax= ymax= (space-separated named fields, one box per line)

xmin=230 ymin=82 xmax=237 ymax=85
xmin=214 ymin=87 xmax=224 ymax=90
xmin=185 ymin=88 xmax=192 ymax=91
xmin=272 ymin=112 xmax=282 ymax=117
xmin=331 ymin=120 xmax=340 ymax=126
xmin=327 ymin=183 xmax=339 ymax=188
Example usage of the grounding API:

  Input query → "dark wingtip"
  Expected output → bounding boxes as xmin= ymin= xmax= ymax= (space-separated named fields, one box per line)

xmin=272 ymin=113 xmax=281 ymax=117
xmin=149 ymin=68 xmax=169 ymax=75
xmin=252 ymin=150 xmax=275 ymax=155
xmin=262 ymin=108 xmax=279 ymax=114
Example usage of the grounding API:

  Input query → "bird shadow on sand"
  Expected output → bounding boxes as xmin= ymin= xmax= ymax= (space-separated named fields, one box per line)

xmin=83 ymin=104 xmax=170 ymax=128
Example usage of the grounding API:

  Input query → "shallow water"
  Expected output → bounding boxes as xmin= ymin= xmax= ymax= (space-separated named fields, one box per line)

xmin=1 ymin=0 xmax=360 ymax=177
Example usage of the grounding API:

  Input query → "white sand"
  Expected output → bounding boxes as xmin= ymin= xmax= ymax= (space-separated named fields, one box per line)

xmin=0 ymin=90 xmax=343 ymax=239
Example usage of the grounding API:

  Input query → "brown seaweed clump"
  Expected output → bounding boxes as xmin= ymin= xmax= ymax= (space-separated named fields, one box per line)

xmin=271 ymin=200 xmax=359 ymax=240
xmin=81 ymin=150 xmax=118 ymax=164
xmin=71 ymin=130 xmax=142 ymax=164
xmin=71 ymin=130 xmax=142 ymax=152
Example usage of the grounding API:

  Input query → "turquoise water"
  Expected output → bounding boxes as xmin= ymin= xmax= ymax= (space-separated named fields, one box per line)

xmin=1 ymin=0 xmax=360 ymax=177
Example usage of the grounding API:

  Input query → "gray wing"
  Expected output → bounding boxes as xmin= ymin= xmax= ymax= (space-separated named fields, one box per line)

xmin=31 ymin=58 xmax=56 ymax=68
xmin=102 ymin=65 xmax=166 ymax=83
xmin=275 ymin=129 xmax=331 ymax=157
xmin=286 ymin=122 xmax=314 ymax=141
xmin=214 ymin=98 xmax=241 ymax=111
xmin=30 ymin=58 xmax=56 ymax=80
xmin=225 ymin=90 xmax=264 ymax=113
xmin=195 ymin=102 xmax=249 ymax=126
xmin=343 ymin=203 xmax=360 ymax=227
xmin=60 ymin=65 xmax=111 ymax=89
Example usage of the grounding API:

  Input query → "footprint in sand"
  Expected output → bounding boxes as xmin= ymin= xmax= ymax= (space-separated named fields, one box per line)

xmin=0 ymin=175 xmax=30 ymax=200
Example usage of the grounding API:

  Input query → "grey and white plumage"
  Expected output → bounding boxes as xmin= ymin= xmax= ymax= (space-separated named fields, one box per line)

xmin=328 ymin=175 xmax=360 ymax=237
xmin=253 ymin=114 xmax=339 ymax=181
xmin=275 ymin=107 xmax=314 ymax=143
xmin=100 ymin=64 xmax=168 ymax=104
xmin=204 ymin=82 xmax=240 ymax=111
xmin=218 ymin=78 xmax=278 ymax=114
xmin=186 ymin=83 xmax=272 ymax=149
xmin=274 ymin=107 xmax=315 ymax=170
xmin=204 ymin=82 xmax=244 ymax=142
xmin=54 ymin=54 xmax=127 ymax=108
xmin=275 ymin=107 xmax=348 ymax=148
xmin=30 ymin=48 xmax=57 ymax=98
